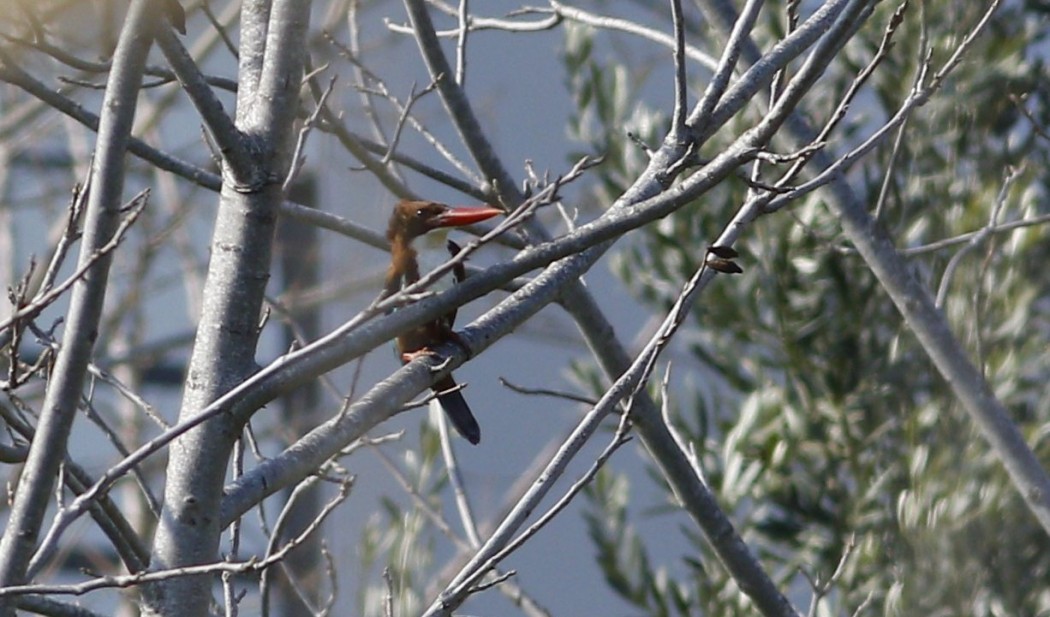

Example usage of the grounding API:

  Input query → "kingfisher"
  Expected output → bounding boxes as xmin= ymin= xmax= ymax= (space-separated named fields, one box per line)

xmin=383 ymin=200 xmax=503 ymax=444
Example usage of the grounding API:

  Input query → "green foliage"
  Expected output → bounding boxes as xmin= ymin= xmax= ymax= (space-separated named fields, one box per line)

xmin=356 ymin=427 xmax=446 ymax=616
xmin=584 ymin=467 xmax=697 ymax=617
xmin=563 ymin=22 xmax=669 ymax=206
xmin=566 ymin=2 xmax=1050 ymax=615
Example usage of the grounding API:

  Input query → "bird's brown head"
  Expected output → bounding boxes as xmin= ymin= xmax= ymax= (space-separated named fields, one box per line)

xmin=387 ymin=200 xmax=502 ymax=243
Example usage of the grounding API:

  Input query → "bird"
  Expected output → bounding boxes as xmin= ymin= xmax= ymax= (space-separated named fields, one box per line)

xmin=383 ymin=200 xmax=502 ymax=444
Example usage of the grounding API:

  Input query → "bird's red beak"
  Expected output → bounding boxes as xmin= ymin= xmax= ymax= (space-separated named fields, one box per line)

xmin=432 ymin=206 xmax=503 ymax=228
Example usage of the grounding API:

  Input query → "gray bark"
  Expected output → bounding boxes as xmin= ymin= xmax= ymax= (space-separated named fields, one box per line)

xmin=142 ymin=2 xmax=311 ymax=615
xmin=0 ymin=2 xmax=157 ymax=612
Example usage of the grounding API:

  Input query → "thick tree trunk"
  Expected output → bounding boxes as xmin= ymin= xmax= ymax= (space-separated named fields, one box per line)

xmin=142 ymin=2 xmax=310 ymax=615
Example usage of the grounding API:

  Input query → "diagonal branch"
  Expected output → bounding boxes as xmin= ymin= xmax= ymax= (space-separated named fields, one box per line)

xmin=0 ymin=0 xmax=159 ymax=605
xmin=691 ymin=0 xmax=764 ymax=129
xmin=153 ymin=26 xmax=257 ymax=187
xmin=802 ymin=0 xmax=1050 ymax=535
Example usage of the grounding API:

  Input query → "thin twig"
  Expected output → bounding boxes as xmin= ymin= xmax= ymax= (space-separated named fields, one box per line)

xmin=388 ymin=3 xmax=561 ymax=35
xmin=353 ymin=76 xmax=478 ymax=184
xmin=283 ymin=74 xmax=337 ymax=193
xmin=0 ymin=32 xmax=238 ymax=91
xmin=201 ymin=0 xmax=240 ymax=58
xmin=0 ymin=190 xmax=150 ymax=336
xmin=804 ymin=534 xmax=857 ymax=617
xmin=153 ymin=26 xmax=256 ymax=186
xmin=440 ymin=411 xmax=633 ymax=607
xmin=933 ymin=165 xmax=1021 ymax=308
xmin=2 ymin=479 xmax=352 ymax=599
xmin=764 ymin=0 xmax=1000 ymax=212
xmin=455 ymin=0 xmax=470 ymax=85
xmin=223 ymin=437 xmax=246 ymax=617
xmin=498 ymin=377 xmax=597 ymax=406
xmin=690 ymin=0 xmax=765 ymax=133
xmin=778 ymin=1 xmax=910 ymax=186
xmin=668 ymin=0 xmax=687 ymax=137
xmin=437 ymin=400 xmax=481 ymax=547
xmin=900 ymin=212 xmax=1050 ymax=256
xmin=374 ymin=78 xmax=441 ymax=166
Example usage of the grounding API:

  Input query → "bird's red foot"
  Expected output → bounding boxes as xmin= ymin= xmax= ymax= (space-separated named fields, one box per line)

xmin=401 ymin=348 xmax=437 ymax=363
xmin=401 ymin=332 xmax=472 ymax=364
xmin=401 ymin=347 xmax=455 ymax=372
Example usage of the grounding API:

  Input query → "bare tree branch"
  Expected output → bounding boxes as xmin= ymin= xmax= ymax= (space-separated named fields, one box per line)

xmin=153 ymin=26 xmax=256 ymax=187
xmin=0 ymin=1 xmax=159 ymax=608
